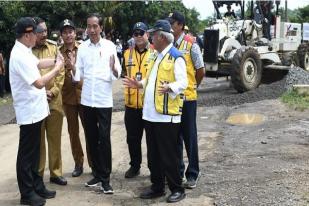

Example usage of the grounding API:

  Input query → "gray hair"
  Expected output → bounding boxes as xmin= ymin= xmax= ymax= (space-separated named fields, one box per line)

xmin=158 ymin=31 xmax=174 ymax=44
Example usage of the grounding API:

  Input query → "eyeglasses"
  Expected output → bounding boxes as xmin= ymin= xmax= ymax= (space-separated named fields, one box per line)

xmin=133 ymin=30 xmax=145 ymax=37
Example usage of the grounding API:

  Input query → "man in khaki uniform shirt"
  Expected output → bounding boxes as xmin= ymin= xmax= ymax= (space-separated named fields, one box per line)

xmin=32 ymin=17 xmax=67 ymax=185
xmin=59 ymin=19 xmax=92 ymax=177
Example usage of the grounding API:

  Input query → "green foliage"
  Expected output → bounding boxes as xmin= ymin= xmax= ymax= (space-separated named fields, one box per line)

xmin=280 ymin=90 xmax=309 ymax=111
xmin=288 ymin=5 xmax=309 ymax=23
xmin=0 ymin=1 xmax=202 ymax=58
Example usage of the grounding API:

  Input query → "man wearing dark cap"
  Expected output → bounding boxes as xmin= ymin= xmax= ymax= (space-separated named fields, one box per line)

xmin=168 ymin=11 xmax=205 ymax=189
xmin=10 ymin=17 xmax=64 ymax=205
xmin=122 ymin=22 xmax=154 ymax=178
xmin=32 ymin=17 xmax=67 ymax=186
xmin=59 ymin=19 xmax=92 ymax=178
xmin=123 ymin=19 xmax=187 ymax=203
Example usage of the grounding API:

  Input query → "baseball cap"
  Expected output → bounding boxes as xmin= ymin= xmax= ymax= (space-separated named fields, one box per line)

xmin=167 ymin=11 xmax=185 ymax=25
xmin=147 ymin=20 xmax=172 ymax=33
xmin=133 ymin=22 xmax=148 ymax=32
xmin=59 ymin=19 xmax=75 ymax=33
xmin=15 ymin=17 xmax=37 ymax=36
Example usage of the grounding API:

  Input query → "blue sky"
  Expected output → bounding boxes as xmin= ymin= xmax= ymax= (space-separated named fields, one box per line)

xmin=182 ymin=0 xmax=309 ymax=20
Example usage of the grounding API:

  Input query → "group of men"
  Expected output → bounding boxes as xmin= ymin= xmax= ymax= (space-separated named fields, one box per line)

xmin=10 ymin=10 xmax=204 ymax=206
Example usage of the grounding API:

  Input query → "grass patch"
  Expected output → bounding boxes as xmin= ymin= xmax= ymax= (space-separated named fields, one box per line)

xmin=280 ymin=90 xmax=309 ymax=111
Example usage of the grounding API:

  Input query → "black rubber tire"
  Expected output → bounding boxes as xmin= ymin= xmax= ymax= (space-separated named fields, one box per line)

xmin=297 ymin=43 xmax=309 ymax=71
xmin=231 ymin=47 xmax=262 ymax=93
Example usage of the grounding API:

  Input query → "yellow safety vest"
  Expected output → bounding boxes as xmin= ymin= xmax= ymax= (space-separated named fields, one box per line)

xmin=145 ymin=46 xmax=184 ymax=115
xmin=123 ymin=45 xmax=154 ymax=109
xmin=177 ymin=35 xmax=197 ymax=101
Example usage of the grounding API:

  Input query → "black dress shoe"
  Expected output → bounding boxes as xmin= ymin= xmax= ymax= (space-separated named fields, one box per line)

xmin=20 ymin=193 xmax=46 ymax=206
xmin=166 ymin=191 xmax=186 ymax=203
xmin=36 ymin=188 xmax=56 ymax=199
xmin=50 ymin=176 xmax=67 ymax=186
xmin=72 ymin=166 xmax=83 ymax=177
xmin=124 ymin=167 xmax=140 ymax=178
xmin=140 ymin=187 xmax=165 ymax=199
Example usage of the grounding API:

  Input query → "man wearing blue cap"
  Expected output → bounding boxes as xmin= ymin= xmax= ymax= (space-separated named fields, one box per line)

xmin=122 ymin=22 xmax=154 ymax=178
xmin=10 ymin=17 xmax=64 ymax=205
xmin=168 ymin=11 xmax=205 ymax=189
xmin=123 ymin=19 xmax=187 ymax=203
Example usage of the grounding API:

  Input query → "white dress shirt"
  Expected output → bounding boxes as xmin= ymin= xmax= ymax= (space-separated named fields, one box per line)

xmin=142 ymin=43 xmax=187 ymax=123
xmin=9 ymin=40 xmax=49 ymax=125
xmin=74 ymin=38 xmax=121 ymax=108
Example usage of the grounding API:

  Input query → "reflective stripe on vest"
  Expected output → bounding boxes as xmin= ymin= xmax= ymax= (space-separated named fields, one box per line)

xmin=124 ymin=47 xmax=153 ymax=108
xmin=178 ymin=35 xmax=197 ymax=100
xmin=144 ymin=47 xmax=184 ymax=115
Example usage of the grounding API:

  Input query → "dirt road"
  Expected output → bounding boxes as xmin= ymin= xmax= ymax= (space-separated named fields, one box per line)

xmin=1 ymin=78 xmax=309 ymax=205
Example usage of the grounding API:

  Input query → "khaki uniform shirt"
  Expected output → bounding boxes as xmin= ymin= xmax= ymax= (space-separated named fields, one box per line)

xmin=59 ymin=41 xmax=82 ymax=105
xmin=32 ymin=39 xmax=65 ymax=113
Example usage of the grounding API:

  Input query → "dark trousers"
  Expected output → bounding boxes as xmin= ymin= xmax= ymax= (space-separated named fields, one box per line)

xmin=17 ymin=120 xmax=45 ymax=198
xmin=0 ymin=74 xmax=5 ymax=98
xmin=178 ymin=100 xmax=200 ymax=180
xmin=124 ymin=106 xmax=144 ymax=169
xmin=144 ymin=120 xmax=184 ymax=193
xmin=82 ymin=105 xmax=112 ymax=184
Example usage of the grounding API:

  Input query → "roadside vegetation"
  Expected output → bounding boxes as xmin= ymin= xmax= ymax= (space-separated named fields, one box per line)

xmin=281 ymin=91 xmax=309 ymax=111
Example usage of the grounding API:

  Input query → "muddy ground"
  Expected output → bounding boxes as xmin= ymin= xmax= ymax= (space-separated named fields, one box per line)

xmin=0 ymin=77 xmax=308 ymax=206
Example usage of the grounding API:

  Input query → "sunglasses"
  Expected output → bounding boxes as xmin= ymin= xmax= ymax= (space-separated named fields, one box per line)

xmin=133 ymin=30 xmax=145 ymax=37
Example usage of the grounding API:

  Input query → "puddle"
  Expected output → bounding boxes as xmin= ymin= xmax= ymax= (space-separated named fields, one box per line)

xmin=226 ymin=113 xmax=265 ymax=125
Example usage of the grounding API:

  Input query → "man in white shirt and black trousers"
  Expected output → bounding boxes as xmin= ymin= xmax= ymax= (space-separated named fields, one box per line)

xmin=72 ymin=13 xmax=121 ymax=194
xmin=123 ymin=19 xmax=187 ymax=203
xmin=9 ymin=17 xmax=64 ymax=206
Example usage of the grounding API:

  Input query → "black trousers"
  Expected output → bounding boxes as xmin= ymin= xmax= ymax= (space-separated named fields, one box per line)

xmin=124 ymin=106 xmax=144 ymax=169
xmin=82 ymin=105 xmax=112 ymax=184
xmin=144 ymin=120 xmax=184 ymax=193
xmin=17 ymin=120 xmax=45 ymax=198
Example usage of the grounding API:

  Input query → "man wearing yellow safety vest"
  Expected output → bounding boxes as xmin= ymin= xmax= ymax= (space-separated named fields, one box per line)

xmin=123 ymin=19 xmax=187 ymax=203
xmin=122 ymin=22 xmax=154 ymax=178
xmin=168 ymin=11 xmax=205 ymax=189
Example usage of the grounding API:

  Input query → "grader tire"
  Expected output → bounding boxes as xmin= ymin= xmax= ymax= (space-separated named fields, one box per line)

xmin=231 ymin=47 xmax=262 ymax=93
xmin=297 ymin=43 xmax=309 ymax=71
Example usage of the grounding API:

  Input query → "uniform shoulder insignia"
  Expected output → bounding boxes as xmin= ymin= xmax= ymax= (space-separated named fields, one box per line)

xmin=46 ymin=39 xmax=57 ymax=45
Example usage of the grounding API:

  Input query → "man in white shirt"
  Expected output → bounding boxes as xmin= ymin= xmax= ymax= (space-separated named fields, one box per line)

xmin=123 ymin=19 xmax=187 ymax=203
xmin=10 ymin=17 xmax=63 ymax=206
xmin=73 ymin=13 xmax=121 ymax=194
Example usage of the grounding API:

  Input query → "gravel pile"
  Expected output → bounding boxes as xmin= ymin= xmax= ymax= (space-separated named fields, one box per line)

xmin=198 ymin=67 xmax=309 ymax=107
xmin=198 ymin=77 xmax=287 ymax=107
xmin=284 ymin=66 xmax=309 ymax=91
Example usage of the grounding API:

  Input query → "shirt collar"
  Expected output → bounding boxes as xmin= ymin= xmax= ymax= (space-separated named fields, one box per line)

xmin=158 ymin=43 xmax=173 ymax=59
xmin=135 ymin=42 xmax=150 ymax=54
xmin=88 ymin=37 xmax=104 ymax=47
xmin=62 ymin=41 xmax=79 ymax=52
xmin=15 ymin=40 xmax=32 ymax=53
xmin=175 ymin=32 xmax=185 ymax=47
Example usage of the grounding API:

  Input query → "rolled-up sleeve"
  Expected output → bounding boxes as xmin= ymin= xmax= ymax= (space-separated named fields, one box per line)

xmin=111 ymin=46 xmax=122 ymax=80
xmin=168 ymin=57 xmax=187 ymax=99
xmin=191 ymin=43 xmax=204 ymax=70
xmin=73 ymin=49 xmax=83 ymax=81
